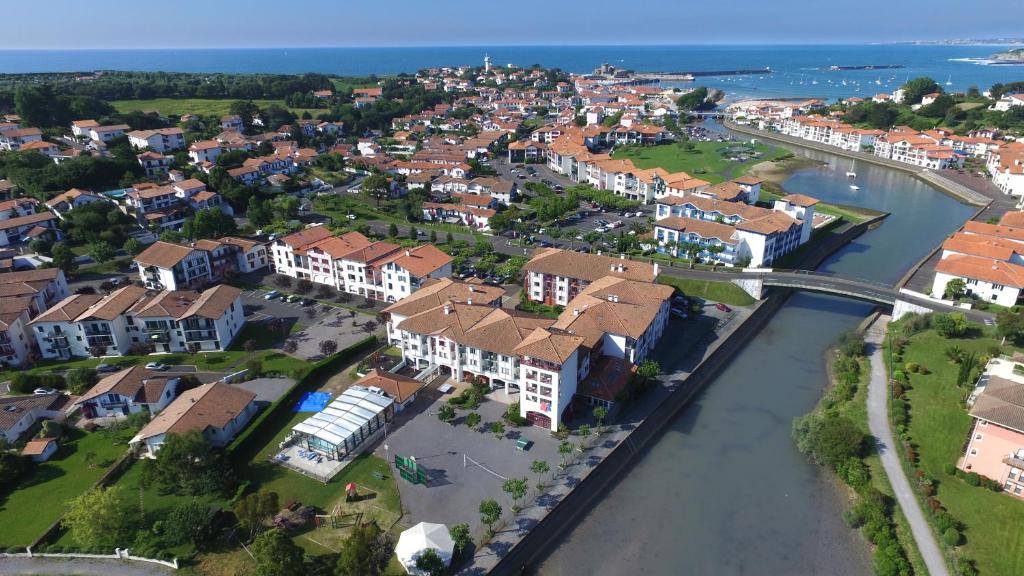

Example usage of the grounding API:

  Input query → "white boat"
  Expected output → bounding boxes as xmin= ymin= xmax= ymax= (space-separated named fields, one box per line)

xmin=846 ymin=171 xmax=856 ymax=178
xmin=849 ymin=185 xmax=860 ymax=190
xmin=945 ymin=75 xmax=953 ymax=86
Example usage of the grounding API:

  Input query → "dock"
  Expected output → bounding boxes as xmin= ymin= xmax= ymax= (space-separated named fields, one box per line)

xmin=633 ymin=68 xmax=773 ymax=81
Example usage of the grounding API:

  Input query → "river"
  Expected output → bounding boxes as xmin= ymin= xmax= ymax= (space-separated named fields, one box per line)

xmin=537 ymin=145 xmax=977 ymax=575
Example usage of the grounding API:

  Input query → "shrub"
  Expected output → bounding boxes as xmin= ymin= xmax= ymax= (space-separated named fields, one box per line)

xmin=9 ymin=373 xmax=66 ymax=394
xmin=904 ymin=362 xmax=919 ymax=373
xmin=464 ymin=412 xmax=482 ymax=429
xmin=837 ymin=457 xmax=871 ymax=491
xmin=942 ymin=527 xmax=961 ymax=547
xmin=933 ymin=511 xmax=958 ymax=534
xmin=964 ymin=472 xmax=981 ymax=486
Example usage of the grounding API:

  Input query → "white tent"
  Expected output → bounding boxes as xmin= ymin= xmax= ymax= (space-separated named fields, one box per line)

xmin=394 ymin=522 xmax=455 ymax=574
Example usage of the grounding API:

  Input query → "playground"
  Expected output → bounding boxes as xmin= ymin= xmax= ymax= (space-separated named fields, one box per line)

xmin=298 ymin=477 xmax=404 ymax=554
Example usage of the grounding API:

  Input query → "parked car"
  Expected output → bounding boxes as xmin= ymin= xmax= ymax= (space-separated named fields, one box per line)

xmin=301 ymin=298 xmax=316 ymax=306
xmin=74 ymin=286 xmax=97 ymax=295
xmin=264 ymin=290 xmax=281 ymax=300
xmin=96 ymin=363 xmax=119 ymax=373
xmin=145 ymin=362 xmax=168 ymax=371
xmin=287 ymin=294 xmax=302 ymax=303
xmin=715 ymin=303 xmax=731 ymax=312
xmin=33 ymin=387 xmax=58 ymax=395
xmin=346 ymin=213 xmax=357 ymax=220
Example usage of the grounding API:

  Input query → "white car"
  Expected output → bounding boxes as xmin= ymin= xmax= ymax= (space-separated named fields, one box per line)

xmin=33 ymin=387 xmax=58 ymax=395
xmin=145 ymin=362 xmax=169 ymax=371
xmin=264 ymin=290 xmax=281 ymax=300
xmin=346 ymin=214 xmax=357 ymax=220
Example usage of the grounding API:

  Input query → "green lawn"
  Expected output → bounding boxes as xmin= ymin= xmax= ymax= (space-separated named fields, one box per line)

xmin=897 ymin=327 xmax=1024 ymax=576
xmin=613 ymin=141 xmax=791 ymax=184
xmin=110 ymin=98 xmax=326 ymax=119
xmin=657 ymin=275 xmax=755 ymax=307
xmin=0 ymin=427 xmax=132 ymax=546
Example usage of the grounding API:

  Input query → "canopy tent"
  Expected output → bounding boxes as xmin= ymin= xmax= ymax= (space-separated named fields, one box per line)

xmin=394 ymin=522 xmax=454 ymax=574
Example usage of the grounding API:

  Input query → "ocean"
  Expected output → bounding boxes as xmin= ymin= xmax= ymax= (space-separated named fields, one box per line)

xmin=0 ymin=44 xmax=1022 ymax=102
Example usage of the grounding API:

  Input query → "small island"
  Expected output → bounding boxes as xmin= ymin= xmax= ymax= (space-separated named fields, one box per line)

xmin=990 ymin=47 xmax=1024 ymax=64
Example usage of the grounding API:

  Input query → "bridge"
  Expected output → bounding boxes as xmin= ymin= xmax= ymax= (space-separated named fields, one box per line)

xmin=658 ymin=267 xmax=993 ymax=323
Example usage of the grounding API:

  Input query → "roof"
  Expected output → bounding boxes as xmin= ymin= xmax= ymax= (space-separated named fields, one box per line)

xmin=733 ymin=175 xmax=763 ymax=185
xmin=380 ymin=244 xmax=453 ymax=277
xmin=969 ymin=376 xmax=1024 ymax=434
xmin=77 ymin=366 xmax=176 ymax=405
xmin=779 ymin=193 xmax=820 ymax=207
xmin=30 ymin=294 xmax=103 ymax=324
xmin=75 ymin=286 xmax=148 ymax=321
xmin=21 ymin=437 xmax=57 ymax=456
xmin=0 ymin=211 xmax=56 ymax=231
xmin=942 ymin=233 xmax=1024 ymax=261
xmin=290 ymin=385 xmax=392 ymax=448
xmin=655 ymin=217 xmax=738 ymax=245
xmin=576 ymin=356 xmax=635 ymax=402
xmin=0 ymin=394 xmax=68 ymax=432
xmin=134 ymin=382 xmax=256 ymax=442
xmin=936 ymin=254 xmax=1024 ymax=289
xmin=513 ymin=327 xmax=584 ymax=364
xmin=383 ymin=278 xmax=503 ymax=318
xmin=355 ymin=369 xmax=425 ymax=403
xmin=1001 ymin=212 xmax=1024 ymax=228
xmin=134 ymin=241 xmax=198 ymax=269
xmin=277 ymin=226 xmax=334 ymax=251
xmin=523 ymin=248 xmax=656 ymax=283
xmin=963 ymin=220 xmax=1024 ymax=243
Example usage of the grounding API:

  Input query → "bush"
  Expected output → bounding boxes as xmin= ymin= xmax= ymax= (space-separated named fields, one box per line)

xmin=933 ymin=511 xmax=958 ymax=534
xmin=904 ymin=362 xmax=919 ymax=373
xmin=943 ymin=462 xmax=957 ymax=476
xmin=964 ymin=472 xmax=981 ymax=487
xmin=464 ymin=412 xmax=481 ymax=429
xmin=837 ymin=457 xmax=871 ymax=491
xmin=9 ymin=373 xmax=65 ymax=394
xmin=65 ymin=368 xmax=98 ymax=395
xmin=943 ymin=527 xmax=961 ymax=547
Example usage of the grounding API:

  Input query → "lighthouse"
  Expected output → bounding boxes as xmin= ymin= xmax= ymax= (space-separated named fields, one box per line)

xmin=484 ymin=54 xmax=492 ymax=73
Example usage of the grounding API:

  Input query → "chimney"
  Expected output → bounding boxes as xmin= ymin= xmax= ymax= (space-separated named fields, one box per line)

xmin=405 ymin=250 xmax=411 ymax=257
xmin=573 ymin=308 xmax=580 ymax=316
xmin=597 ymin=250 xmax=602 ymax=256
xmin=654 ymin=262 xmax=660 ymax=276
xmin=610 ymin=264 xmax=616 ymax=272
xmin=467 ymin=298 xmax=473 ymax=305
xmin=444 ymin=304 xmax=451 ymax=315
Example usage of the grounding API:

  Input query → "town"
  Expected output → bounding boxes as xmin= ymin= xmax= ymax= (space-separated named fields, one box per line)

xmin=0 ymin=19 xmax=1024 ymax=576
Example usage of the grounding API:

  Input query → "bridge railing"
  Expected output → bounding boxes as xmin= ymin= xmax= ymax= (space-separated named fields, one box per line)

xmin=768 ymin=268 xmax=897 ymax=290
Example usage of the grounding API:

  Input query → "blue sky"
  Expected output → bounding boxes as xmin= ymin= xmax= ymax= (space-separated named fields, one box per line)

xmin=4 ymin=0 xmax=1017 ymax=49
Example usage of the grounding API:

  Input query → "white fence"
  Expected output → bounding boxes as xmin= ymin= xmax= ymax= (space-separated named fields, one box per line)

xmin=2 ymin=547 xmax=178 ymax=570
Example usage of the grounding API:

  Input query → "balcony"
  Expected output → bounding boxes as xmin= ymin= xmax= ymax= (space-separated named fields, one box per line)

xmin=521 ymin=357 xmax=560 ymax=372
xmin=146 ymin=329 xmax=170 ymax=344
xmin=85 ymin=335 xmax=114 ymax=347
xmin=184 ymin=330 xmax=219 ymax=342
xmin=1003 ymin=455 xmax=1024 ymax=470
xmin=45 ymin=334 xmax=70 ymax=349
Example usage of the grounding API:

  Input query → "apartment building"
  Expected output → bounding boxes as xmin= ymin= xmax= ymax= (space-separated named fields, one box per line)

xmin=523 ymin=248 xmax=657 ymax=306
xmin=960 ymin=356 xmax=1024 ymax=498
xmin=987 ymin=143 xmax=1024 ymax=201
xmin=127 ymin=128 xmax=185 ymax=154
xmin=30 ymin=284 xmax=245 ymax=359
xmin=88 ymin=124 xmax=130 ymax=143
xmin=134 ymin=237 xmax=267 ymax=290
xmin=932 ymin=221 xmax=1024 ymax=306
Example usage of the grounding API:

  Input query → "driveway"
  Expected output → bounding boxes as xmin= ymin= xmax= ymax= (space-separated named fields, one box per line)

xmin=864 ymin=316 xmax=950 ymax=576
xmin=235 ymin=377 xmax=294 ymax=404
xmin=0 ymin=557 xmax=172 ymax=576
xmin=288 ymin=308 xmax=382 ymax=360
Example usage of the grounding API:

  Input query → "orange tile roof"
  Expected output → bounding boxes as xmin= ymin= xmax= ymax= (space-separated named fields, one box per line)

xmin=936 ymin=254 xmax=1024 ymax=289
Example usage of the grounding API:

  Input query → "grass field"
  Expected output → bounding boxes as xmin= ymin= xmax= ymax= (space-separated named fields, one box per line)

xmin=613 ymin=141 xmax=791 ymax=184
xmin=110 ymin=98 xmax=326 ymax=119
xmin=896 ymin=327 xmax=1024 ymax=576
xmin=657 ymin=275 xmax=756 ymax=307
xmin=0 ymin=427 xmax=131 ymax=546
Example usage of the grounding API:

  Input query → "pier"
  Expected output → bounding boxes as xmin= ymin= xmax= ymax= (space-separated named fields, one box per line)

xmin=633 ymin=67 xmax=773 ymax=81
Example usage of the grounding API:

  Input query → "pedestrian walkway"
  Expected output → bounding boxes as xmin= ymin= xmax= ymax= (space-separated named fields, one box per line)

xmin=865 ymin=316 xmax=950 ymax=576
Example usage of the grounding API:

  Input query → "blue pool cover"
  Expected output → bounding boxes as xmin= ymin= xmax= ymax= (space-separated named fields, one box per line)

xmin=295 ymin=391 xmax=332 ymax=412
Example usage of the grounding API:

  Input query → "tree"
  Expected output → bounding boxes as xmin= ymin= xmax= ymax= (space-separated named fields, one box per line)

xmin=464 ymin=411 xmax=481 ymax=429
xmin=676 ymin=86 xmax=710 ymax=111
xmin=559 ymin=440 xmax=573 ymax=467
xmin=530 ymin=460 xmax=550 ymax=489
xmin=446 ymin=231 xmax=454 ymax=244
xmin=50 ymin=242 xmax=77 ymax=273
xmin=429 ymin=230 xmax=438 ymax=243
xmin=65 ymin=367 xmax=97 ymax=395
xmin=243 ymin=339 xmax=257 ymax=356
xmin=319 ymin=339 xmax=338 ymax=356
xmin=479 ymin=499 xmax=501 ymax=537
xmin=637 ymin=359 xmax=661 ymax=381
xmin=408 ymin=226 xmax=419 ymax=240
xmin=234 ymin=489 xmax=279 ymax=537
xmin=900 ymin=77 xmax=941 ymax=104
xmin=933 ymin=312 xmax=969 ymax=338
xmin=449 ymin=523 xmax=471 ymax=558
xmin=414 ymin=548 xmax=447 ymax=576
xmin=491 ymin=421 xmax=506 ymax=439
xmin=251 ymin=528 xmax=305 ymax=576
xmin=0 ymin=451 xmax=27 ymax=490
xmin=122 ymin=237 xmax=145 ymax=256
xmin=943 ymin=278 xmax=966 ymax=300
xmin=795 ymin=413 xmax=865 ymax=468
xmin=337 ymin=522 xmax=390 ymax=576
xmin=502 ymin=477 xmax=529 ymax=512
xmin=141 ymin=429 xmax=233 ymax=495
xmin=181 ymin=208 xmax=238 ymax=240
xmin=88 ymin=241 xmax=116 ymax=263
xmin=40 ymin=418 xmax=63 ymax=439
xmin=437 ymin=404 xmax=455 ymax=424
xmin=388 ymin=223 xmax=399 ymax=237
xmin=592 ymin=406 xmax=608 ymax=428
xmin=62 ymin=486 xmax=130 ymax=548
xmin=362 ymin=173 xmax=390 ymax=207
xmin=996 ymin=309 xmax=1024 ymax=345
xmin=282 ymin=339 xmax=298 ymax=354
xmin=89 ymin=344 xmax=107 ymax=358
xmin=296 ymin=278 xmax=313 ymax=294
xmin=163 ymin=499 xmax=218 ymax=549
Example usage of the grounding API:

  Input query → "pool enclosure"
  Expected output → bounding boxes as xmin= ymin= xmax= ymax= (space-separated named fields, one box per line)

xmin=289 ymin=386 xmax=395 ymax=460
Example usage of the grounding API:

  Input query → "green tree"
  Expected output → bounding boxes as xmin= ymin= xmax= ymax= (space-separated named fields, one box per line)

xmin=491 ymin=421 xmax=505 ymax=439
xmin=141 ymin=429 xmax=233 ymax=495
xmin=429 ymin=230 xmax=438 ymax=243
xmin=530 ymin=460 xmax=550 ymax=489
xmin=408 ymin=226 xmax=419 ymax=240
xmin=251 ymin=528 xmax=305 ymax=576
xmin=900 ymin=77 xmax=941 ymax=104
xmin=414 ymin=548 xmax=447 ymax=576
xmin=182 ymin=208 xmax=238 ymax=240
xmin=64 ymin=367 xmax=97 ymax=395
xmin=794 ymin=413 xmax=865 ymax=468
xmin=388 ymin=223 xmax=399 ymax=237
xmin=362 ymin=173 xmax=390 ymax=207
xmin=163 ymin=499 xmax=218 ymax=548
xmin=50 ymin=242 xmax=77 ymax=273
xmin=40 ymin=419 xmax=63 ymax=439
xmin=592 ymin=406 xmax=608 ymax=428
xmin=479 ymin=499 xmax=501 ymax=537
xmin=88 ymin=240 xmax=116 ymax=263
xmin=449 ymin=523 xmax=471 ymax=558
xmin=62 ymin=486 xmax=130 ymax=548
xmin=502 ymin=477 xmax=529 ymax=512
xmin=234 ymin=489 xmax=279 ymax=537
xmin=337 ymin=522 xmax=390 ymax=576
xmin=437 ymin=404 xmax=455 ymax=424
xmin=996 ymin=309 xmax=1024 ymax=345
xmin=943 ymin=278 xmax=967 ymax=300
xmin=676 ymin=86 xmax=710 ymax=111
xmin=123 ymin=237 xmax=145 ymax=256
xmin=559 ymin=440 xmax=573 ymax=467
xmin=932 ymin=312 xmax=969 ymax=338
xmin=0 ymin=451 xmax=27 ymax=490
xmin=464 ymin=411 xmax=481 ymax=429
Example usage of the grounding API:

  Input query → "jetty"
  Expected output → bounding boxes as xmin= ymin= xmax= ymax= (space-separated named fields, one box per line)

xmin=825 ymin=64 xmax=905 ymax=71
xmin=634 ymin=67 xmax=772 ymax=81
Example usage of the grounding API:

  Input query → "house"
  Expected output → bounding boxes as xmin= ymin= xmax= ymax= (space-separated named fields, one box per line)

xmin=933 ymin=255 xmax=1024 ymax=306
xmin=992 ymin=93 xmax=1024 ymax=112
xmin=130 ymin=382 xmax=258 ymax=458
xmin=127 ymin=128 xmax=185 ymax=153
xmin=353 ymin=369 xmax=426 ymax=412
xmin=137 ymin=151 xmax=173 ymax=176
xmin=221 ymin=115 xmax=244 ymax=133
xmin=135 ymin=241 xmax=213 ymax=290
xmin=19 ymin=140 xmax=59 ymax=157
xmin=71 ymin=119 xmax=100 ymax=138
xmin=522 ymin=248 xmax=657 ymax=306
xmin=30 ymin=284 xmax=245 ymax=358
xmin=75 ymin=366 xmax=179 ymax=420
xmin=960 ymin=356 xmax=1024 ymax=497
xmin=21 ymin=437 xmax=58 ymax=462
xmin=188 ymin=140 xmax=224 ymax=164
xmin=421 ymin=202 xmax=495 ymax=231
xmin=0 ymin=127 xmax=43 ymax=151
xmin=0 ymin=393 xmax=69 ymax=444
xmin=88 ymin=124 xmax=130 ymax=143
xmin=0 ymin=211 xmax=61 ymax=246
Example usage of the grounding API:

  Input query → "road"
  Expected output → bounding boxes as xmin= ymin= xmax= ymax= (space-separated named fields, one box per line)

xmin=864 ymin=317 xmax=951 ymax=576
xmin=0 ymin=556 xmax=173 ymax=576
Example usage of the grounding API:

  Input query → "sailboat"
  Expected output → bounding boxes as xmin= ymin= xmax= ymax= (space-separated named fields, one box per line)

xmin=945 ymin=75 xmax=953 ymax=86
xmin=846 ymin=171 xmax=857 ymax=178
xmin=849 ymin=185 xmax=860 ymax=191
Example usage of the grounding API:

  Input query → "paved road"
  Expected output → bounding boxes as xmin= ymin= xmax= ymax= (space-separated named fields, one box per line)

xmin=0 ymin=556 xmax=172 ymax=576
xmin=865 ymin=317 xmax=950 ymax=576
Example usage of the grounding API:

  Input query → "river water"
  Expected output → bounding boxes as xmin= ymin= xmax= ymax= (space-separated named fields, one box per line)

xmin=538 ymin=147 xmax=976 ymax=575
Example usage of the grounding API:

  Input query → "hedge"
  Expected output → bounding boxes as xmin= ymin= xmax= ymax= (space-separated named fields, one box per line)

xmin=227 ymin=335 xmax=379 ymax=463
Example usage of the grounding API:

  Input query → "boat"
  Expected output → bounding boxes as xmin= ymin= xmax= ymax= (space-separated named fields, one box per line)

xmin=945 ymin=75 xmax=953 ymax=86
xmin=846 ymin=171 xmax=856 ymax=178
xmin=849 ymin=185 xmax=860 ymax=190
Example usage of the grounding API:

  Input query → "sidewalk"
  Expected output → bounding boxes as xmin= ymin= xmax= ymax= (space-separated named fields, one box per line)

xmin=864 ymin=316 xmax=950 ymax=576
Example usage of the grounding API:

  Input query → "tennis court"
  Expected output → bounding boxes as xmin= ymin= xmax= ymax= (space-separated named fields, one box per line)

xmin=295 ymin=391 xmax=332 ymax=412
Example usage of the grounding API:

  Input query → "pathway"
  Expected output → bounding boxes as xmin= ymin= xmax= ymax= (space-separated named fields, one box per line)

xmin=0 ymin=557 xmax=172 ymax=576
xmin=864 ymin=316 xmax=950 ymax=576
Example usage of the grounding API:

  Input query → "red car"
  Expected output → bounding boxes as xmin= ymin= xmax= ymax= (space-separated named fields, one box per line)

xmin=715 ymin=303 xmax=731 ymax=312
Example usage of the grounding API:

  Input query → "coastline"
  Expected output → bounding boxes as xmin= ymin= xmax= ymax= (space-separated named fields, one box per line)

xmin=724 ymin=121 xmax=991 ymax=208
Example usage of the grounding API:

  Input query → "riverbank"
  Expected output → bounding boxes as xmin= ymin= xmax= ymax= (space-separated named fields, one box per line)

xmin=724 ymin=120 xmax=992 ymax=208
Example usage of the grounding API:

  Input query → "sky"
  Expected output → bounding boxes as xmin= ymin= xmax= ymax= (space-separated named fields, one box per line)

xmin=2 ymin=0 xmax=1018 ymax=49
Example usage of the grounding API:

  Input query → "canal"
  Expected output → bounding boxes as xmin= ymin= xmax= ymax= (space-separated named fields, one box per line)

xmin=537 ymin=146 xmax=977 ymax=575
